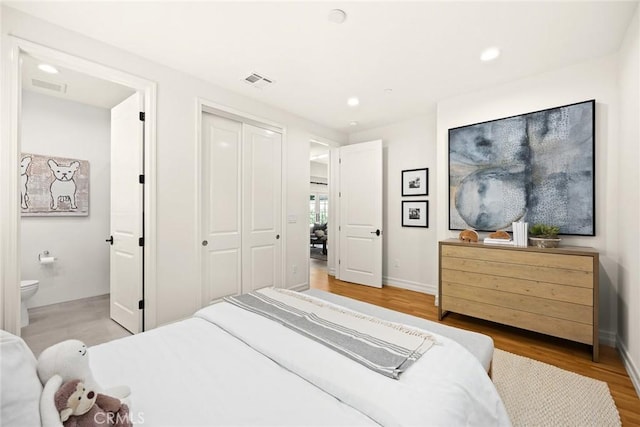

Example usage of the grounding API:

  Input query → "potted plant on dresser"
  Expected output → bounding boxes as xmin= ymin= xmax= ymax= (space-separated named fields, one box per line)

xmin=528 ymin=223 xmax=561 ymax=248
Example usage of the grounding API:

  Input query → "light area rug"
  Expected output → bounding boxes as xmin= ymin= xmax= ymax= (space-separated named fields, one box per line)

xmin=493 ymin=349 xmax=621 ymax=427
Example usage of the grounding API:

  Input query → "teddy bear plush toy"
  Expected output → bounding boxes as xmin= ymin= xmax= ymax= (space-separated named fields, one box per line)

xmin=54 ymin=379 xmax=131 ymax=427
xmin=37 ymin=340 xmax=131 ymax=427
xmin=37 ymin=340 xmax=130 ymax=399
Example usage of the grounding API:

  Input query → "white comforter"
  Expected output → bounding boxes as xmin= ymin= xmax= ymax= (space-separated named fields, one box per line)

xmin=90 ymin=298 xmax=510 ymax=426
xmin=89 ymin=317 xmax=376 ymax=426
xmin=195 ymin=302 xmax=511 ymax=427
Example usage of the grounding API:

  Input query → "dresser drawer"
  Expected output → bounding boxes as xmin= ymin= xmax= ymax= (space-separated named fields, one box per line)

xmin=440 ymin=268 xmax=593 ymax=305
xmin=441 ymin=244 xmax=593 ymax=272
xmin=442 ymin=296 xmax=593 ymax=345
xmin=441 ymin=255 xmax=593 ymax=288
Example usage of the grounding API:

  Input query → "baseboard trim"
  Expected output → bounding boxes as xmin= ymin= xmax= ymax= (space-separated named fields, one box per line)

xmin=617 ymin=337 xmax=640 ymax=398
xmin=328 ymin=267 xmax=336 ymax=276
xmin=599 ymin=329 xmax=617 ymax=347
xmin=383 ymin=276 xmax=436 ymax=295
xmin=288 ymin=283 xmax=310 ymax=292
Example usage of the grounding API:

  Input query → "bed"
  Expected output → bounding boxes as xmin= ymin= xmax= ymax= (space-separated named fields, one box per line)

xmin=1 ymin=288 xmax=510 ymax=426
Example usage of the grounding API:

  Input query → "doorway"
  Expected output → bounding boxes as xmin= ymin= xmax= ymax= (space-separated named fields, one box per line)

xmin=313 ymin=140 xmax=383 ymax=290
xmin=18 ymin=54 xmax=143 ymax=347
xmin=2 ymin=37 xmax=157 ymax=337
xmin=309 ymin=141 xmax=330 ymax=270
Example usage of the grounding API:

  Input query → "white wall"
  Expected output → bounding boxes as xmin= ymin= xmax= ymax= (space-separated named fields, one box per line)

xmin=349 ymin=113 xmax=438 ymax=293
xmin=1 ymin=7 xmax=347 ymax=327
xmin=436 ymin=54 xmax=620 ymax=343
xmin=617 ymin=6 xmax=640 ymax=394
xmin=310 ymin=160 xmax=328 ymax=194
xmin=310 ymin=161 xmax=328 ymax=181
xmin=20 ymin=90 xmax=111 ymax=308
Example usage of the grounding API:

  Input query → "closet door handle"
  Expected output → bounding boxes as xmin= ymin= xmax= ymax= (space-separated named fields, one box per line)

xmin=276 ymin=234 xmax=280 ymax=240
xmin=105 ymin=236 xmax=114 ymax=245
xmin=370 ymin=229 xmax=381 ymax=236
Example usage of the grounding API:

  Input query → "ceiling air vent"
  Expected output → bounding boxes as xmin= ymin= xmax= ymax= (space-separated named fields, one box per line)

xmin=31 ymin=78 xmax=67 ymax=93
xmin=243 ymin=72 xmax=274 ymax=89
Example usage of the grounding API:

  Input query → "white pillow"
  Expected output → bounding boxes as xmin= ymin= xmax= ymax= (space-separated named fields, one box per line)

xmin=0 ymin=330 xmax=42 ymax=427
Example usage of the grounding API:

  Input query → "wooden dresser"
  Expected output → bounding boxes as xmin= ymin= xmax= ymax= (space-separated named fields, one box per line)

xmin=438 ymin=239 xmax=599 ymax=361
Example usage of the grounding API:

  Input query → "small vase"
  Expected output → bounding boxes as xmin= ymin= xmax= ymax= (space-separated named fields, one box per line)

xmin=528 ymin=237 xmax=561 ymax=248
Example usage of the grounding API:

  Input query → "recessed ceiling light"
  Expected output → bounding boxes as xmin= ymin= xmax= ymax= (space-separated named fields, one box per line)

xmin=38 ymin=64 xmax=59 ymax=74
xmin=349 ymin=121 xmax=358 ymax=126
xmin=347 ymin=97 xmax=359 ymax=107
xmin=384 ymin=88 xmax=393 ymax=93
xmin=328 ymin=9 xmax=347 ymax=24
xmin=480 ymin=47 xmax=501 ymax=62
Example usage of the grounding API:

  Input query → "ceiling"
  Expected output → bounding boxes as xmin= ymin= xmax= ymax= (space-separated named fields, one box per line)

xmin=21 ymin=53 xmax=135 ymax=109
xmin=8 ymin=1 xmax=638 ymax=132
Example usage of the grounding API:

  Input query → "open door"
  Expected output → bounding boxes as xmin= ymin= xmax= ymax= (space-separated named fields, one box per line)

xmin=109 ymin=93 xmax=144 ymax=333
xmin=338 ymin=140 xmax=383 ymax=288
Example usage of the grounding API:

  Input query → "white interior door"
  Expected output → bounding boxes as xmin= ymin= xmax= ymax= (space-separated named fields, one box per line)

xmin=201 ymin=113 xmax=243 ymax=303
xmin=242 ymin=124 xmax=282 ymax=291
xmin=110 ymin=93 xmax=144 ymax=333
xmin=338 ymin=140 xmax=383 ymax=287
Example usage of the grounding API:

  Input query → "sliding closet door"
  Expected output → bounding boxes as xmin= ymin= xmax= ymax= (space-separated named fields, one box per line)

xmin=242 ymin=124 xmax=282 ymax=291
xmin=201 ymin=113 xmax=243 ymax=303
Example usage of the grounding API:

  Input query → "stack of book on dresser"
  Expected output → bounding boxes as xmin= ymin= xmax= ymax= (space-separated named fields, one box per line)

xmin=511 ymin=221 xmax=529 ymax=248
xmin=483 ymin=235 xmax=514 ymax=246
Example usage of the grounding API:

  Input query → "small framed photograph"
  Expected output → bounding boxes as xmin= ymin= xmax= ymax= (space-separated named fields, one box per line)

xmin=402 ymin=168 xmax=428 ymax=196
xmin=402 ymin=200 xmax=428 ymax=228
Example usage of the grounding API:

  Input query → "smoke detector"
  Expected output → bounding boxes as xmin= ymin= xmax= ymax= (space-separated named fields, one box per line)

xmin=328 ymin=9 xmax=347 ymax=24
xmin=243 ymin=72 xmax=275 ymax=89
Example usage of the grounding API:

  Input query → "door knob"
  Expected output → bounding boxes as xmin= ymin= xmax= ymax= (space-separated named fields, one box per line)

xmin=370 ymin=229 xmax=381 ymax=236
xmin=105 ymin=236 xmax=114 ymax=245
xmin=276 ymin=234 xmax=280 ymax=240
xmin=202 ymin=240 xmax=208 ymax=246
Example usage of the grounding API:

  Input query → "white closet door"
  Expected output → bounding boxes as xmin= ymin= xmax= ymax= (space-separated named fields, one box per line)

xmin=201 ymin=113 xmax=243 ymax=303
xmin=110 ymin=93 xmax=144 ymax=333
xmin=338 ymin=140 xmax=383 ymax=288
xmin=242 ymin=124 xmax=282 ymax=291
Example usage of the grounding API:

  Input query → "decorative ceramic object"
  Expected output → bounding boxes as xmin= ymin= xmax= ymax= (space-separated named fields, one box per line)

xmin=529 ymin=237 xmax=561 ymax=248
xmin=459 ymin=229 xmax=479 ymax=243
xmin=489 ymin=230 xmax=511 ymax=240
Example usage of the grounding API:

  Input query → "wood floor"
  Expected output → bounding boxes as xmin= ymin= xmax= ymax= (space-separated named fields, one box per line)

xmin=21 ymin=294 xmax=131 ymax=357
xmin=311 ymin=265 xmax=640 ymax=426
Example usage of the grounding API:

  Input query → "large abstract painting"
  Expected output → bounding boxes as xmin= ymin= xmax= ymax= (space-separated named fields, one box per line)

xmin=21 ymin=153 xmax=90 ymax=216
xmin=448 ymin=100 xmax=595 ymax=235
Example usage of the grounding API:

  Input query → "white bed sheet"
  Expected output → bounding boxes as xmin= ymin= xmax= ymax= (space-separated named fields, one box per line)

xmin=195 ymin=302 xmax=512 ymax=427
xmin=89 ymin=317 xmax=377 ymax=426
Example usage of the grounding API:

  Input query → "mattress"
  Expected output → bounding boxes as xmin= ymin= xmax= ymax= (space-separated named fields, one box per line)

xmin=90 ymin=290 xmax=510 ymax=426
xmin=303 ymin=289 xmax=494 ymax=372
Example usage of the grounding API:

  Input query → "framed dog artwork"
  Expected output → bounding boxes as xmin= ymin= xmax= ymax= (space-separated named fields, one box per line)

xmin=21 ymin=153 xmax=89 ymax=216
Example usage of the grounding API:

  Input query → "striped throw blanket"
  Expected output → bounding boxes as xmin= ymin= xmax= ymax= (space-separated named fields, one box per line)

xmin=225 ymin=288 xmax=436 ymax=379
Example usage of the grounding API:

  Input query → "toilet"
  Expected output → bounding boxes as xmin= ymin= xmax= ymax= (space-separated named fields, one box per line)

xmin=20 ymin=280 xmax=39 ymax=328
